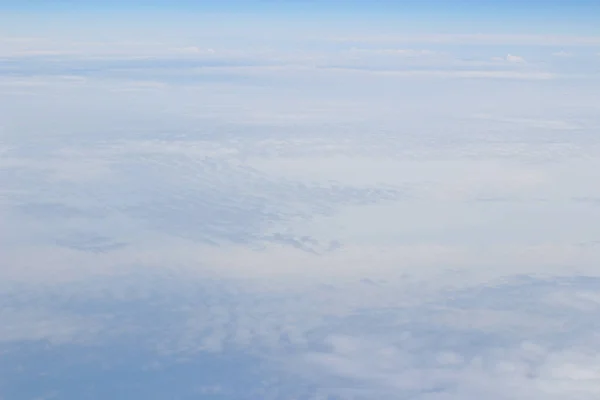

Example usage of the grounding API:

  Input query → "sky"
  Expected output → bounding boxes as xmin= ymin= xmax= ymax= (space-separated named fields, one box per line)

xmin=2 ymin=1 xmax=600 ymax=399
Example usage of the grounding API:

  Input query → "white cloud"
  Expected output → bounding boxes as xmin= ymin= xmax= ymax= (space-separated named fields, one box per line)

xmin=471 ymin=114 xmax=582 ymax=130
xmin=299 ymin=335 xmax=600 ymax=399
xmin=332 ymin=34 xmax=600 ymax=46
xmin=0 ymin=307 xmax=103 ymax=344
xmin=173 ymin=46 xmax=216 ymax=55
xmin=1 ymin=33 xmax=566 ymax=85
xmin=552 ymin=50 xmax=574 ymax=57
xmin=2 ymin=11 xmax=600 ymax=400
xmin=347 ymin=48 xmax=438 ymax=57
xmin=490 ymin=54 xmax=528 ymax=64
xmin=321 ymin=67 xmax=553 ymax=80
xmin=506 ymin=54 xmax=526 ymax=63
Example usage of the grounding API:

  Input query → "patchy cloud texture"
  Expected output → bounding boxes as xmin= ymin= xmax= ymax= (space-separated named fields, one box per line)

xmin=1 ymin=2 xmax=600 ymax=399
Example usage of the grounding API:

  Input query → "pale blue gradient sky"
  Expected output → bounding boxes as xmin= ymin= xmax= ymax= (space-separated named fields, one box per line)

xmin=2 ymin=0 xmax=600 ymax=36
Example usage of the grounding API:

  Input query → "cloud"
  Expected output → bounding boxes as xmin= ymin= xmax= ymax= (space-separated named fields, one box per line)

xmin=3 ymin=248 xmax=600 ymax=398
xmin=319 ymin=67 xmax=553 ymax=80
xmin=506 ymin=54 xmax=526 ymax=63
xmin=1 ymin=10 xmax=600 ymax=400
xmin=471 ymin=114 xmax=582 ymax=130
xmin=492 ymin=54 xmax=528 ymax=64
xmin=173 ymin=46 xmax=217 ymax=55
xmin=299 ymin=336 xmax=600 ymax=399
xmin=2 ymin=32 xmax=567 ymax=86
xmin=552 ymin=50 xmax=574 ymax=57
xmin=279 ymin=276 xmax=600 ymax=399
xmin=332 ymin=34 xmax=600 ymax=46
xmin=347 ymin=48 xmax=438 ymax=57
xmin=0 ymin=307 xmax=103 ymax=344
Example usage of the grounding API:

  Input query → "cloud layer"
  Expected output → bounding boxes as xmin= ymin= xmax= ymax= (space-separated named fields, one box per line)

xmin=2 ymin=14 xmax=600 ymax=400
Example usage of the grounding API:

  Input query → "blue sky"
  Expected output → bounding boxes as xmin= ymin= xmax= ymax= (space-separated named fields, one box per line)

xmin=2 ymin=0 xmax=600 ymax=34
xmin=2 ymin=1 xmax=600 ymax=399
